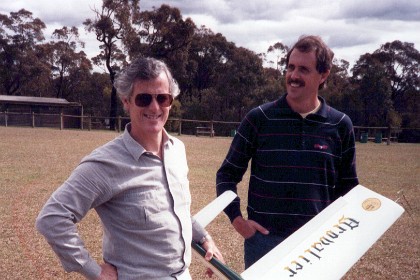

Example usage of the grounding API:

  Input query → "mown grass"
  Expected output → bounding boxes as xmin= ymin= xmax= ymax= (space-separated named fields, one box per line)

xmin=0 ymin=127 xmax=418 ymax=279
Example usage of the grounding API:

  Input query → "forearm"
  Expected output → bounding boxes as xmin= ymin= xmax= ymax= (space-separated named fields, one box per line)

xmin=36 ymin=195 xmax=101 ymax=279
xmin=216 ymin=172 xmax=243 ymax=222
xmin=35 ymin=167 xmax=106 ymax=279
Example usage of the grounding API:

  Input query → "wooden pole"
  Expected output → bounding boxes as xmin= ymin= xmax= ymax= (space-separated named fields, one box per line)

xmin=60 ymin=112 xmax=63 ymax=130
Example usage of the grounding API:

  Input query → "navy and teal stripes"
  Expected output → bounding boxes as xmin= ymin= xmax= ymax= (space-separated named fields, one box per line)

xmin=216 ymin=94 xmax=358 ymax=237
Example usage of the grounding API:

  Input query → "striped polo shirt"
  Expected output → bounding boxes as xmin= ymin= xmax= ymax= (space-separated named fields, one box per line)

xmin=216 ymin=94 xmax=359 ymax=236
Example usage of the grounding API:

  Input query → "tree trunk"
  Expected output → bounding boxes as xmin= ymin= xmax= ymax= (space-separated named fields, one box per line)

xmin=109 ymin=85 xmax=118 ymax=131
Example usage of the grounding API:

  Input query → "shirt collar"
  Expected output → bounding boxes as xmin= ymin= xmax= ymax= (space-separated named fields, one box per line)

xmin=315 ymin=96 xmax=329 ymax=119
xmin=123 ymin=123 xmax=174 ymax=161
xmin=276 ymin=94 xmax=328 ymax=120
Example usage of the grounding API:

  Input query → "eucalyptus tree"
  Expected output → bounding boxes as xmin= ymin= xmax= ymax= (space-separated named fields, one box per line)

xmin=371 ymin=41 xmax=419 ymax=127
xmin=47 ymin=26 xmax=92 ymax=99
xmin=351 ymin=54 xmax=394 ymax=126
xmin=128 ymin=4 xmax=195 ymax=106
xmin=216 ymin=46 xmax=265 ymax=121
xmin=351 ymin=41 xmax=419 ymax=127
xmin=0 ymin=9 xmax=47 ymax=96
xmin=320 ymin=58 xmax=351 ymax=112
xmin=267 ymin=42 xmax=288 ymax=73
xmin=84 ymin=0 xmax=140 ymax=130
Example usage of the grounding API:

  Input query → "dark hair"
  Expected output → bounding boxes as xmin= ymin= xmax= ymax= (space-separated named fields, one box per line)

xmin=286 ymin=35 xmax=334 ymax=89
xmin=114 ymin=57 xmax=180 ymax=100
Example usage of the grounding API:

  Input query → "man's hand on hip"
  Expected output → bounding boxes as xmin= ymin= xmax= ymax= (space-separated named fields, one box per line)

xmin=96 ymin=263 xmax=117 ymax=280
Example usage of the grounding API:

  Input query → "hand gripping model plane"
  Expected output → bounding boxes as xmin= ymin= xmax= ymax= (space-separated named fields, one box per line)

xmin=192 ymin=185 xmax=404 ymax=280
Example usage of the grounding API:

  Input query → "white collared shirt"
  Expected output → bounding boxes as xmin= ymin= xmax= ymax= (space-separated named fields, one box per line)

xmin=36 ymin=123 xmax=206 ymax=279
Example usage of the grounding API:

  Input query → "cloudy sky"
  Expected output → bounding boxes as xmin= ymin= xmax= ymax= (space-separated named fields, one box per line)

xmin=2 ymin=0 xmax=419 ymax=70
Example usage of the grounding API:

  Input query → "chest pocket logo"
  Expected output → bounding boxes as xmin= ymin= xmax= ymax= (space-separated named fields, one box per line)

xmin=314 ymin=143 xmax=329 ymax=150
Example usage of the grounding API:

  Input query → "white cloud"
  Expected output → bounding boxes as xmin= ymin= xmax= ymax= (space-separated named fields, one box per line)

xmin=337 ymin=0 xmax=420 ymax=21
xmin=1 ymin=0 xmax=419 ymax=70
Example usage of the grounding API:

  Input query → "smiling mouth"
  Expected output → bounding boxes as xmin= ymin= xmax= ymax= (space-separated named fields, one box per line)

xmin=288 ymin=79 xmax=305 ymax=88
xmin=143 ymin=113 xmax=161 ymax=120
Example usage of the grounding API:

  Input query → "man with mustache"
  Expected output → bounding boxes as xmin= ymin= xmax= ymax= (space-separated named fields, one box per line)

xmin=216 ymin=35 xmax=359 ymax=268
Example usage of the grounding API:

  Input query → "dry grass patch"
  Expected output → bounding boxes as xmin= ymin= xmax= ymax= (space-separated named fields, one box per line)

xmin=0 ymin=127 xmax=418 ymax=279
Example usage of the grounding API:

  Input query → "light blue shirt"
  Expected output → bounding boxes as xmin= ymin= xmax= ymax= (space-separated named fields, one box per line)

xmin=36 ymin=124 xmax=206 ymax=279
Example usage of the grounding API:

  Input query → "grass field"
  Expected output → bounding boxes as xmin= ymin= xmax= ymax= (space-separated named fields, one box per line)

xmin=0 ymin=127 xmax=418 ymax=279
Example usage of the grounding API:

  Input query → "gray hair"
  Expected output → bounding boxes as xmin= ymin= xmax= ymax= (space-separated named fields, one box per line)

xmin=114 ymin=57 xmax=180 ymax=100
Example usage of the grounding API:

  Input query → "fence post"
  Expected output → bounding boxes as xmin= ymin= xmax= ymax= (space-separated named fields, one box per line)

xmin=387 ymin=126 xmax=391 ymax=145
xmin=210 ymin=120 xmax=214 ymax=137
xmin=178 ymin=118 xmax=182 ymax=135
xmin=88 ymin=115 xmax=92 ymax=131
xmin=5 ymin=110 xmax=8 ymax=127
xmin=32 ymin=112 xmax=35 ymax=128
xmin=80 ymin=106 xmax=84 ymax=130
xmin=60 ymin=113 xmax=64 ymax=130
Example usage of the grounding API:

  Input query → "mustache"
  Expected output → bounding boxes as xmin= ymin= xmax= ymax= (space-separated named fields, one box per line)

xmin=287 ymin=78 xmax=305 ymax=87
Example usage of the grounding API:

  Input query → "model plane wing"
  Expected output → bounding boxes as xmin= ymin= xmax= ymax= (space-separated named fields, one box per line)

xmin=192 ymin=185 xmax=404 ymax=280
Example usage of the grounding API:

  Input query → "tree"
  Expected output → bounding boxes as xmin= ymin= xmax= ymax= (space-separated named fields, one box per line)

xmin=186 ymin=27 xmax=234 ymax=101
xmin=84 ymin=0 xmax=140 ymax=130
xmin=321 ymin=58 xmax=351 ymax=111
xmin=371 ymin=41 xmax=419 ymax=128
xmin=0 ymin=9 xmax=47 ymax=95
xmin=129 ymin=5 xmax=195 ymax=58
xmin=45 ymin=26 xmax=92 ymax=99
xmin=128 ymin=4 xmax=196 ymax=99
xmin=351 ymin=54 xmax=394 ymax=126
xmin=350 ymin=41 xmax=419 ymax=128
xmin=78 ymin=72 xmax=111 ymax=117
xmin=267 ymin=42 xmax=288 ymax=73
xmin=216 ymin=46 xmax=265 ymax=121
xmin=253 ymin=67 xmax=285 ymax=106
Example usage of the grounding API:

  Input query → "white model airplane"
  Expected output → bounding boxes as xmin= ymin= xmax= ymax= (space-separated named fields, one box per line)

xmin=192 ymin=184 xmax=404 ymax=280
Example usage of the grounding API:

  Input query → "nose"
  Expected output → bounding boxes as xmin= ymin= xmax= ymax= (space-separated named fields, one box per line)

xmin=147 ymin=96 xmax=161 ymax=110
xmin=289 ymin=68 xmax=300 ymax=80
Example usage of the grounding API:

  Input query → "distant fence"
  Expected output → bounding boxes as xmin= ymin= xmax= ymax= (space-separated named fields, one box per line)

xmin=0 ymin=111 xmax=130 ymax=132
xmin=0 ymin=111 xmax=241 ymax=137
xmin=1 ymin=111 xmax=418 ymax=143
xmin=353 ymin=126 xmax=419 ymax=144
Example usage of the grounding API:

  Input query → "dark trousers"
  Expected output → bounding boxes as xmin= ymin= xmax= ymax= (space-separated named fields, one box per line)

xmin=244 ymin=231 xmax=286 ymax=269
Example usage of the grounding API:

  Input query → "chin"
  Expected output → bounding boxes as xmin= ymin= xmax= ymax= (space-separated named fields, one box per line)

xmin=146 ymin=123 xmax=164 ymax=132
xmin=287 ymin=87 xmax=302 ymax=96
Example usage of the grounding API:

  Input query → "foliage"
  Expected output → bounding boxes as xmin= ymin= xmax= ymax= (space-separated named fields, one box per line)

xmin=83 ymin=0 xmax=140 ymax=130
xmin=42 ymin=26 xmax=92 ymax=99
xmin=266 ymin=42 xmax=289 ymax=71
xmin=0 ymin=4 xmax=418 ymax=132
xmin=350 ymin=41 xmax=419 ymax=128
xmin=0 ymin=9 xmax=47 ymax=96
xmin=371 ymin=41 xmax=419 ymax=128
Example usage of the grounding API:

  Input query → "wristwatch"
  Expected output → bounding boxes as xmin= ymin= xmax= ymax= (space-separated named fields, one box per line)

xmin=198 ymin=234 xmax=212 ymax=245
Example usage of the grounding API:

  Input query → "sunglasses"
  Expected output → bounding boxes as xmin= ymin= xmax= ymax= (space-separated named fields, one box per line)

xmin=134 ymin=93 xmax=173 ymax=107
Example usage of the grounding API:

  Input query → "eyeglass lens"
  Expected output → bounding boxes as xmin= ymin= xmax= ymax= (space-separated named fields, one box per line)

xmin=134 ymin=93 xmax=173 ymax=107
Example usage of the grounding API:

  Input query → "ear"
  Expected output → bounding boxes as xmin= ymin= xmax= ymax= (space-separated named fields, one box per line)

xmin=320 ymin=69 xmax=330 ymax=85
xmin=122 ymin=96 xmax=130 ymax=112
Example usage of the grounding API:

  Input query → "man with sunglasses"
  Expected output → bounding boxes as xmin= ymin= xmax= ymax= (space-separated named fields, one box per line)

xmin=36 ymin=57 xmax=223 ymax=280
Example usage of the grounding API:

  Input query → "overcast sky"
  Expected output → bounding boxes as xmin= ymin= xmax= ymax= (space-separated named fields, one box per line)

xmin=2 ymin=0 xmax=419 ymax=70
